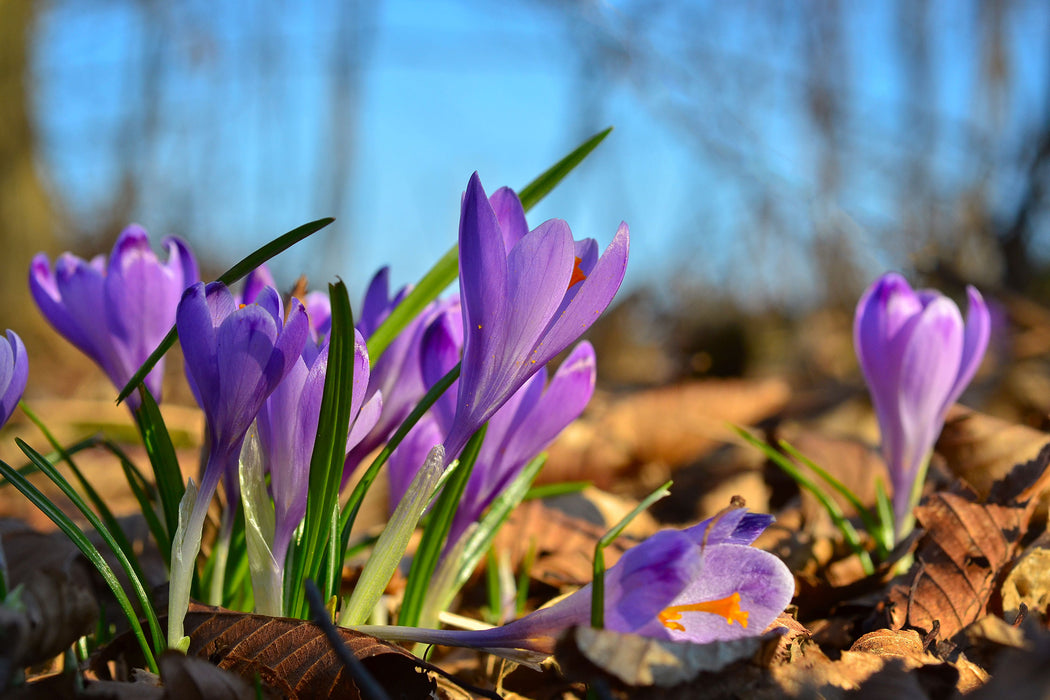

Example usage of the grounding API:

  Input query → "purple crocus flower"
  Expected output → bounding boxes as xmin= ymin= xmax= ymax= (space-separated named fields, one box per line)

xmin=854 ymin=273 xmax=991 ymax=534
xmin=0 ymin=330 xmax=28 ymax=428
xmin=169 ymin=281 xmax=308 ymax=645
xmin=178 ymin=281 xmax=309 ymax=509
xmin=256 ymin=326 xmax=380 ymax=569
xmin=29 ymin=224 xmax=198 ymax=410
xmin=356 ymin=509 xmax=794 ymax=660
xmin=442 ymin=173 xmax=629 ymax=460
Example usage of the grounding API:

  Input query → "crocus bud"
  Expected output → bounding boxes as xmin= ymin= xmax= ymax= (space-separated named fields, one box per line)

xmin=854 ymin=273 xmax=991 ymax=536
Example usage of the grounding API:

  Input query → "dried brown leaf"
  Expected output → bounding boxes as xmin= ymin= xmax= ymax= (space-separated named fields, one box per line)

xmin=0 ymin=568 xmax=98 ymax=688
xmin=158 ymin=651 xmax=260 ymax=700
xmin=93 ymin=607 xmax=436 ymax=699
xmin=1001 ymin=534 xmax=1050 ymax=621
xmin=887 ymin=491 xmax=1024 ymax=638
xmin=849 ymin=629 xmax=938 ymax=666
xmin=542 ymin=378 xmax=791 ymax=485
xmin=555 ymin=625 xmax=782 ymax=688
xmin=938 ymin=405 xmax=1050 ymax=500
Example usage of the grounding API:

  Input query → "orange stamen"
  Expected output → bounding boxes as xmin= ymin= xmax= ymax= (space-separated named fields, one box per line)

xmin=568 ymin=256 xmax=587 ymax=289
xmin=658 ymin=591 xmax=748 ymax=632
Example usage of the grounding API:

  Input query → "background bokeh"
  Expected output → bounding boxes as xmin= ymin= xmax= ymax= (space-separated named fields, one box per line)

xmin=4 ymin=0 xmax=1050 ymax=387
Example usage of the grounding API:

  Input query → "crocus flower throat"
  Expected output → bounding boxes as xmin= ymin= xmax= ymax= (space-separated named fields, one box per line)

xmin=658 ymin=591 xmax=749 ymax=632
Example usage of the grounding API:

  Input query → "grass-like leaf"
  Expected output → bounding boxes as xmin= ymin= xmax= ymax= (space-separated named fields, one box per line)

xmin=364 ymin=127 xmax=613 ymax=364
xmin=286 ymin=280 xmax=355 ymax=618
xmin=777 ymin=440 xmax=891 ymax=560
xmin=0 ymin=436 xmax=100 ymax=489
xmin=517 ymin=127 xmax=612 ymax=211
xmin=523 ymin=479 xmax=590 ymax=501
xmin=591 ymin=480 xmax=671 ymax=629
xmin=105 ymin=439 xmax=170 ymax=563
xmin=0 ymin=454 xmax=159 ymax=673
xmin=15 ymin=439 xmax=165 ymax=652
xmin=134 ymin=388 xmax=185 ymax=555
xmin=115 ymin=217 xmax=335 ymax=405
xmin=735 ymin=427 xmax=875 ymax=574
xmin=398 ymin=426 xmax=486 ymax=628
xmin=875 ymin=477 xmax=896 ymax=550
xmin=19 ymin=402 xmax=150 ymax=587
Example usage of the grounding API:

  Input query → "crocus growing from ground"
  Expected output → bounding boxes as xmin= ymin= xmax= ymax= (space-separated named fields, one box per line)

xmin=854 ymin=273 xmax=991 ymax=538
xmin=255 ymin=326 xmax=379 ymax=581
xmin=354 ymin=508 xmax=794 ymax=665
xmin=168 ymin=281 xmax=307 ymax=648
xmin=29 ymin=224 xmax=198 ymax=411
xmin=0 ymin=330 xmax=28 ymax=428
xmin=442 ymin=173 xmax=629 ymax=460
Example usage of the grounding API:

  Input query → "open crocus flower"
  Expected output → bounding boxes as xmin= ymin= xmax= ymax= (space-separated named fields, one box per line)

xmin=854 ymin=273 xmax=991 ymax=536
xmin=441 ymin=173 xmax=629 ymax=460
xmin=0 ymin=330 xmax=28 ymax=428
xmin=168 ymin=281 xmax=307 ymax=647
xmin=29 ymin=224 xmax=198 ymax=411
xmin=354 ymin=509 xmax=794 ymax=665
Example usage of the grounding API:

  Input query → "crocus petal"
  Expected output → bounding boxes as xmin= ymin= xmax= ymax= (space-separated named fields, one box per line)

xmin=489 ymin=186 xmax=530 ymax=252
xmin=420 ymin=305 xmax=464 ymax=431
xmin=240 ymin=265 xmax=276 ymax=306
xmin=640 ymin=543 xmax=794 ymax=644
xmin=0 ymin=331 xmax=28 ymax=428
xmin=606 ymin=530 xmax=699 ymax=632
xmin=176 ymin=283 xmax=222 ymax=411
xmin=530 ymin=222 xmax=629 ymax=371
xmin=347 ymin=390 xmax=382 ymax=453
xmin=105 ymin=226 xmax=181 ymax=399
xmin=53 ymin=256 xmax=120 ymax=379
xmin=684 ymin=508 xmax=774 ymax=547
xmin=387 ymin=417 xmax=445 ymax=509
xmin=945 ymin=286 xmax=991 ymax=407
xmin=459 ymin=172 xmax=510 ymax=354
xmin=854 ymin=274 xmax=923 ymax=420
xmin=501 ymin=219 xmax=576 ymax=372
xmin=304 ymin=290 xmax=332 ymax=344
xmin=893 ymin=298 xmax=964 ymax=498
xmin=213 ymin=305 xmax=282 ymax=446
xmin=359 ymin=267 xmax=391 ymax=338
xmin=29 ymin=254 xmax=108 ymax=364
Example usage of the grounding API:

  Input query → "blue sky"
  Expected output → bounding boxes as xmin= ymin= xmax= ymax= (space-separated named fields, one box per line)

xmin=29 ymin=0 xmax=1050 ymax=308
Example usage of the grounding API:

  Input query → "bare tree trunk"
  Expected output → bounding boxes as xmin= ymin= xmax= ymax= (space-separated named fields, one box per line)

xmin=0 ymin=1 xmax=59 ymax=332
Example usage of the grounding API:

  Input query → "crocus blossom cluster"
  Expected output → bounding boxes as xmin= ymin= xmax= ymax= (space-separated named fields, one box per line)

xmin=355 ymin=509 xmax=795 ymax=662
xmin=854 ymin=273 xmax=991 ymax=535
xmin=29 ymin=225 xmax=198 ymax=411
xmin=0 ymin=330 xmax=28 ymax=429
